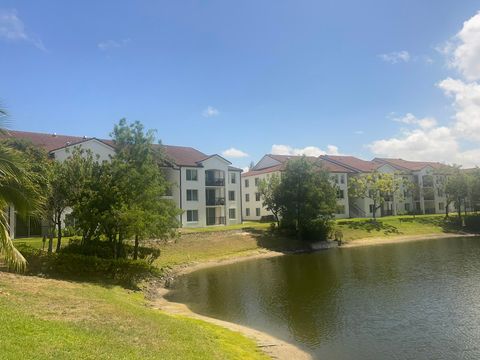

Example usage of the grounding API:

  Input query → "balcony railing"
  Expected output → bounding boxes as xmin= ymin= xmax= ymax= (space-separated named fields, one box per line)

xmin=205 ymin=178 xmax=225 ymax=186
xmin=206 ymin=197 xmax=225 ymax=206
xmin=206 ymin=216 xmax=226 ymax=226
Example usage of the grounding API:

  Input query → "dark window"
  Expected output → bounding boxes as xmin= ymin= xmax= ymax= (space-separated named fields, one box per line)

xmin=369 ymin=204 xmax=374 ymax=213
xmin=229 ymin=191 xmax=235 ymax=201
xmin=229 ymin=208 xmax=236 ymax=219
xmin=186 ymin=169 xmax=198 ymax=181
xmin=337 ymin=189 xmax=344 ymax=199
xmin=186 ymin=210 xmax=198 ymax=222
xmin=246 ymin=208 xmax=250 ymax=216
xmin=245 ymin=194 xmax=250 ymax=202
xmin=255 ymin=178 xmax=259 ymax=186
xmin=186 ymin=189 xmax=198 ymax=201
xmin=230 ymin=172 xmax=236 ymax=184
xmin=256 ymin=208 xmax=261 ymax=216
xmin=255 ymin=192 xmax=261 ymax=201
xmin=245 ymin=179 xmax=249 ymax=188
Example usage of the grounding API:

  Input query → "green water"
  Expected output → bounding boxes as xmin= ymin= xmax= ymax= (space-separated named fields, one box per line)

xmin=167 ymin=237 xmax=480 ymax=359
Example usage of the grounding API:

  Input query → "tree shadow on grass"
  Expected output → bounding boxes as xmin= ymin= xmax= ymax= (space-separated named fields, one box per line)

xmin=337 ymin=219 xmax=401 ymax=235
xmin=243 ymin=228 xmax=313 ymax=254
xmin=398 ymin=216 xmax=463 ymax=233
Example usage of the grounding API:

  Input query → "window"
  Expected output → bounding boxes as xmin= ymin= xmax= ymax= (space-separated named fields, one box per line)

xmin=437 ymin=188 xmax=444 ymax=197
xmin=331 ymin=175 xmax=339 ymax=184
xmin=255 ymin=178 xmax=259 ymax=186
xmin=246 ymin=208 xmax=250 ymax=216
xmin=405 ymin=203 xmax=411 ymax=212
xmin=245 ymin=194 xmax=250 ymax=202
xmin=186 ymin=210 xmax=198 ymax=222
xmin=245 ymin=179 xmax=249 ymax=188
xmin=186 ymin=169 xmax=198 ymax=181
xmin=337 ymin=189 xmax=344 ymax=199
xmin=340 ymin=174 xmax=345 ymax=184
xmin=186 ymin=189 xmax=198 ymax=201
xmin=229 ymin=208 xmax=236 ymax=219
xmin=230 ymin=172 xmax=236 ymax=184
xmin=165 ymin=186 xmax=173 ymax=197
xmin=336 ymin=205 xmax=345 ymax=214
xmin=439 ymin=202 xmax=445 ymax=211
xmin=256 ymin=208 xmax=261 ymax=216
xmin=369 ymin=204 xmax=374 ymax=213
xmin=255 ymin=192 xmax=261 ymax=201
xmin=229 ymin=191 xmax=235 ymax=201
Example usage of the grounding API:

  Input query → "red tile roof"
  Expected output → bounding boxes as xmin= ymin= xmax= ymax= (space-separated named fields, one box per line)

xmin=242 ymin=155 xmax=353 ymax=177
xmin=321 ymin=155 xmax=381 ymax=172
xmin=2 ymin=130 xmax=114 ymax=152
xmin=3 ymin=129 xmax=217 ymax=168
xmin=372 ymin=158 xmax=448 ymax=171
xmin=161 ymin=145 xmax=209 ymax=167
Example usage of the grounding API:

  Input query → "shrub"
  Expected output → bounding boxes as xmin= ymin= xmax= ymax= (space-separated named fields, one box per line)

xmin=17 ymin=244 xmax=160 ymax=288
xmin=298 ymin=218 xmax=334 ymax=242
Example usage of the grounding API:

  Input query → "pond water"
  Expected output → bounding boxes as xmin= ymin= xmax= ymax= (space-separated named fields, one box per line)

xmin=166 ymin=237 xmax=480 ymax=359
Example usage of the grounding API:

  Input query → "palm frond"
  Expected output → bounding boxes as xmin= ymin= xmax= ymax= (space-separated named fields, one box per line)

xmin=0 ymin=210 xmax=26 ymax=271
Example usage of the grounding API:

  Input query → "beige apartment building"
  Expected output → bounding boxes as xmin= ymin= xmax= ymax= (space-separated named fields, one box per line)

xmin=5 ymin=130 xmax=242 ymax=238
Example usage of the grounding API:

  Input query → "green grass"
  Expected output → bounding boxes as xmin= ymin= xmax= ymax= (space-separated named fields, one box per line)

xmin=335 ymin=214 xmax=459 ymax=242
xmin=0 ymin=273 xmax=268 ymax=360
xmin=180 ymin=221 xmax=270 ymax=233
xmin=13 ymin=236 xmax=74 ymax=250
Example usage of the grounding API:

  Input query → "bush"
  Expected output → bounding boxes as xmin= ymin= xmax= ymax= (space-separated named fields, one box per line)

xmin=298 ymin=218 xmax=334 ymax=242
xmin=60 ymin=239 xmax=161 ymax=264
xmin=17 ymin=244 xmax=160 ymax=288
xmin=464 ymin=215 xmax=480 ymax=233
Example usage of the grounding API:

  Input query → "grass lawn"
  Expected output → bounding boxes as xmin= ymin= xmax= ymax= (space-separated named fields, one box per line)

xmin=180 ymin=221 xmax=271 ymax=234
xmin=0 ymin=272 xmax=268 ymax=360
xmin=13 ymin=236 xmax=74 ymax=250
xmin=336 ymin=214 xmax=458 ymax=242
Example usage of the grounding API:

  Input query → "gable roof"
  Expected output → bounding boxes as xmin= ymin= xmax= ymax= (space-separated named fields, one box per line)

xmin=372 ymin=157 xmax=449 ymax=171
xmin=321 ymin=155 xmax=380 ymax=173
xmin=2 ymin=130 xmax=115 ymax=152
xmin=161 ymin=145 xmax=209 ymax=167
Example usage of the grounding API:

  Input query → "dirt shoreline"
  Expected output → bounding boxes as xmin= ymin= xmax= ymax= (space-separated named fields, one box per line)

xmin=149 ymin=232 xmax=476 ymax=360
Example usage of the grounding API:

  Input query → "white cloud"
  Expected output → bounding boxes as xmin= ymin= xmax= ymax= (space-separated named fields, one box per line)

xmin=0 ymin=9 xmax=45 ymax=50
xmin=378 ymin=50 xmax=410 ymax=64
xmin=354 ymin=130 xmax=364 ymax=135
xmin=98 ymin=38 xmax=130 ymax=51
xmin=202 ymin=106 xmax=219 ymax=118
xmin=392 ymin=113 xmax=437 ymax=129
xmin=222 ymin=147 xmax=248 ymax=158
xmin=438 ymin=77 xmax=480 ymax=140
xmin=449 ymin=11 xmax=480 ymax=81
xmin=271 ymin=144 xmax=341 ymax=157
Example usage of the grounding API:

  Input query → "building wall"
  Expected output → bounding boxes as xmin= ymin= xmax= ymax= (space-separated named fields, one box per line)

xmin=51 ymin=139 xmax=115 ymax=162
xmin=169 ymin=156 xmax=242 ymax=228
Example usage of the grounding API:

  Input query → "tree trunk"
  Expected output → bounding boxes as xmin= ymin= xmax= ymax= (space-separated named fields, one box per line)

xmin=56 ymin=216 xmax=62 ymax=252
xmin=445 ymin=201 xmax=449 ymax=217
xmin=458 ymin=198 xmax=462 ymax=219
xmin=133 ymin=234 xmax=139 ymax=260
xmin=47 ymin=234 xmax=53 ymax=253
xmin=372 ymin=200 xmax=377 ymax=221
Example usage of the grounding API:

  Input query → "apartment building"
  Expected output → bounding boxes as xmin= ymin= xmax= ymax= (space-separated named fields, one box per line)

xmin=5 ymin=130 xmax=242 ymax=237
xmin=243 ymin=153 xmax=454 ymax=221
xmin=241 ymin=154 xmax=353 ymax=220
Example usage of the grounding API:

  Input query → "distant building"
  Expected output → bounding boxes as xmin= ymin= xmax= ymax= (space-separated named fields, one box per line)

xmin=4 ymin=130 xmax=242 ymax=238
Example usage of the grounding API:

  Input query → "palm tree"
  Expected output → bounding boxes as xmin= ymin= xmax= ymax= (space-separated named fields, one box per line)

xmin=0 ymin=107 xmax=43 ymax=270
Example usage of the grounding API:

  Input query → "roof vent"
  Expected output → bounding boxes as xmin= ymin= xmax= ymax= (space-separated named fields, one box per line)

xmin=52 ymin=132 xmax=57 ymax=137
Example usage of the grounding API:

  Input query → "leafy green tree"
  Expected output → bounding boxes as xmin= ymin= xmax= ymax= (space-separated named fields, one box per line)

xmin=349 ymin=171 xmax=403 ymax=220
xmin=278 ymin=157 xmax=337 ymax=240
xmin=258 ymin=173 xmax=282 ymax=228
xmin=110 ymin=119 xmax=180 ymax=259
xmin=445 ymin=168 xmax=468 ymax=219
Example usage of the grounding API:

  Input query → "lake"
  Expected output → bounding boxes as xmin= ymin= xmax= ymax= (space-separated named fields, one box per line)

xmin=166 ymin=237 xmax=480 ymax=359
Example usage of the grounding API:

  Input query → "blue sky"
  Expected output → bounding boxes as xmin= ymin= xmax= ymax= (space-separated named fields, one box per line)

xmin=1 ymin=1 xmax=480 ymax=169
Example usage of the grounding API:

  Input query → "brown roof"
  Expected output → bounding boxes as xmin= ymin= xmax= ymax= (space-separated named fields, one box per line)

xmin=243 ymin=156 xmax=353 ymax=177
xmin=2 ymin=130 xmax=114 ymax=152
xmin=266 ymin=154 xmax=318 ymax=163
xmin=372 ymin=158 xmax=448 ymax=171
xmin=3 ymin=129 xmax=218 ymax=168
xmin=161 ymin=145 xmax=209 ymax=167
xmin=321 ymin=155 xmax=380 ymax=172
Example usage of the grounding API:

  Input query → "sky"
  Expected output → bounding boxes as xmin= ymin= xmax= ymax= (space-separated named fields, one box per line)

xmin=1 ymin=1 xmax=480 ymax=170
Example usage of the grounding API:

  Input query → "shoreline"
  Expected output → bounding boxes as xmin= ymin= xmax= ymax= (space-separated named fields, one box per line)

xmin=149 ymin=250 xmax=311 ymax=360
xmin=148 ymin=231 xmax=475 ymax=360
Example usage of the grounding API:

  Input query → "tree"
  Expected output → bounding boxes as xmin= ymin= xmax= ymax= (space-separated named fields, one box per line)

xmin=0 ymin=111 xmax=44 ymax=270
xmin=109 ymin=119 xmax=180 ymax=258
xmin=277 ymin=157 xmax=337 ymax=241
xmin=258 ymin=173 xmax=282 ymax=227
xmin=349 ymin=171 xmax=403 ymax=220
xmin=445 ymin=168 xmax=468 ymax=219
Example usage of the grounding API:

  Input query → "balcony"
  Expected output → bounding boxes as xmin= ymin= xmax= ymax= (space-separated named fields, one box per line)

xmin=206 ymin=197 xmax=225 ymax=206
xmin=205 ymin=178 xmax=225 ymax=187
xmin=206 ymin=216 xmax=226 ymax=226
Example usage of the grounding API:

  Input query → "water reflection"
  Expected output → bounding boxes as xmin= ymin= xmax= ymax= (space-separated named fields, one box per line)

xmin=167 ymin=237 xmax=480 ymax=359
